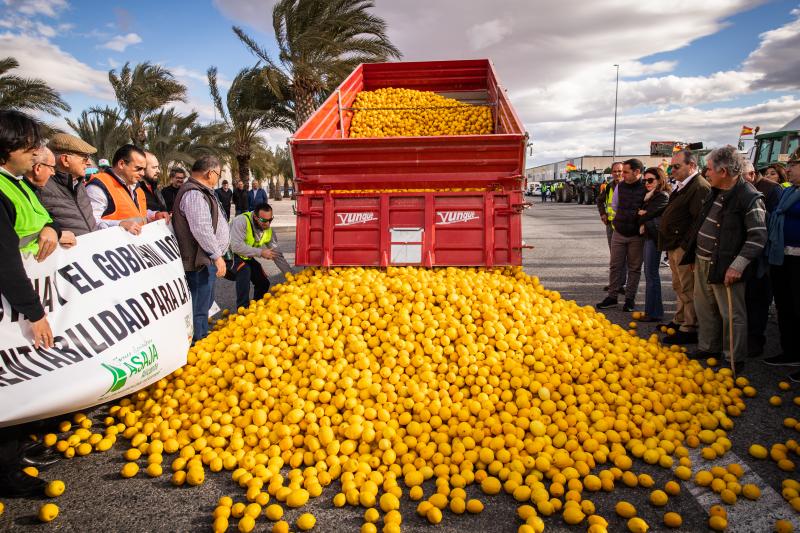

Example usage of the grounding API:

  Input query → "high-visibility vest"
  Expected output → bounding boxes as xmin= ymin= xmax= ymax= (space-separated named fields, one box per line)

xmin=0 ymin=171 xmax=52 ymax=254
xmin=236 ymin=211 xmax=272 ymax=260
xmin=606 ymin=182 xmax=617 ymax=221
xmin=88 ymin=171 xmax=147 ymax=224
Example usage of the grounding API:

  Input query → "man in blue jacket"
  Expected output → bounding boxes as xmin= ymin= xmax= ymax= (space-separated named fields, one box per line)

xmin=247 ymin=179 xmax=267 ymax=210
xmin=596 ymin=158 xmax=647 ymax=312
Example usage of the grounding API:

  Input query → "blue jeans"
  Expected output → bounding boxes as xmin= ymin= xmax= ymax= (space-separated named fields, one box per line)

xmin=643 ymin=239 xmax=663 ymax=320
xmin=186 ymin=263 xmax=217 ymax=342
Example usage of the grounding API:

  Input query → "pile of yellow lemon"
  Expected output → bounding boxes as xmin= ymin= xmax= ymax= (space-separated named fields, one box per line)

xmin=348 ymin=88 xmax=493 ymax=138
xmin=92 ymin=266 xmax=759 ymax=532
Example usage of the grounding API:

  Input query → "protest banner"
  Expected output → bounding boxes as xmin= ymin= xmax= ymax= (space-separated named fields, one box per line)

xmin=0 ymin=222 xmax=192 ymax=427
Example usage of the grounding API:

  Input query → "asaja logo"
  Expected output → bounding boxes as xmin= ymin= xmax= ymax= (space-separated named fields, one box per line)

xmin=101 ymin=342 xmax=160 ymax=394
xmin=336 ymin=212 xmax=376 ymax=226
xmin=436 ymin=211 xmax=479 ymax=225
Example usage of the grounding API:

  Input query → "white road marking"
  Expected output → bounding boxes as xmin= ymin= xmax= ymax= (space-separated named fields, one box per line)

xmin=686 ymin=449 xmax=800 ymax=532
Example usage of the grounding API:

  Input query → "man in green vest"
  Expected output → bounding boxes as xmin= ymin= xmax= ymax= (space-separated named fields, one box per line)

xmin=0 ymin=110 xmax=63 ymax=497
xmin=229 ymin=202 xmax=292 ymax=308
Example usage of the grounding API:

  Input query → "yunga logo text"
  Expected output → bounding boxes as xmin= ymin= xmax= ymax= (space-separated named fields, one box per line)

xmin=336 ymin=212 xmax=377 ymax=226
xmin=436 ymin=211 xmax=479 ymax=225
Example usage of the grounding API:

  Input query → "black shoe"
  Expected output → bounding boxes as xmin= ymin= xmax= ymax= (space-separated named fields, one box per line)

xmin=686 ymin=349 xmax=720 ymax=360
xmin=663 ymin=330 xmax=698 ymax=345
xmin=603 ymin=285 xmax=609 ymax=292
xmin=618 ymin=287 xmax=626 ymax=295
xmin=789 ymin=370 xmax=800 ymax=384
xmin=638 ymin=315 xmax=660 ymax=323
xmin=21 ymin=453 xmax=60 ymax=468
xmin=596 ymin=297 xmax=618 ymax=310
xmin=655 ymin=321 xmax=679 ymax=333
xmin=763 ymin=353 xmax=800 ymax=367
xmin=0 ymin=467 xmax=47 ymax=497
xmin=622 ymin=300 xmax=635 ymax=312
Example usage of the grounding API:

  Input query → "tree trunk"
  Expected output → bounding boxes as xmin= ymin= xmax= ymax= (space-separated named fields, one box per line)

xmin=294 ymin=80 xmax=316 ymax=127
xmin=271 ymin=175 xmax=282 ymax=201
xmin=236 ymin=153 xmax=251 ymax=185
xmin=283 ymin=175 xmax=290 ymax=198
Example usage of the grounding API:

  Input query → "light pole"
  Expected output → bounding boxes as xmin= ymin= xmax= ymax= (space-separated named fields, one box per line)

xmin=612 ymin=64 xmax=619 ymax=162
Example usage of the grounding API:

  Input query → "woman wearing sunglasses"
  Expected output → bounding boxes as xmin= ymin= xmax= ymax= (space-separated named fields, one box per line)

xmin=637 ymin=167 xmax=671 ymax=322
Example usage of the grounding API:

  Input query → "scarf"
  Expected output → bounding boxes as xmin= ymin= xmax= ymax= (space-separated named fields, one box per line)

xmin=766 ymin=185 xmax=800 ymax=266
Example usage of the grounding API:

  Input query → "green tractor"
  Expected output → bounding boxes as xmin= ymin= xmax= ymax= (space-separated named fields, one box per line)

xmin=752 ymin=115 xmax=800 ymax=172
xmin=566 ymin=170 xmax=607 ymax=205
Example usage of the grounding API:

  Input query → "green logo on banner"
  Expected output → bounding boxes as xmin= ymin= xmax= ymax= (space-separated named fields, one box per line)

xmin=101 ymin=343 xmax=160 ymax=396
xmin=102 ymin=363 xmax=128 ymax=393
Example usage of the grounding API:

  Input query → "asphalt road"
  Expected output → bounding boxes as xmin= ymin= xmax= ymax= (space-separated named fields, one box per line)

xmin=2 ymin=202 xmax=799 ymax=533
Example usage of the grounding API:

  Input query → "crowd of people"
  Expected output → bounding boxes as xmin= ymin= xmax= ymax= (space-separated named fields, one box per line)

xmin=596 ymin=146 xmax=800 ymax=378
xmin=0 ymin=110 xmax=297 ymax=495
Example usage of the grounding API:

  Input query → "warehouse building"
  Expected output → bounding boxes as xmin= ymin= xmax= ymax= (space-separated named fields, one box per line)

xmin=526 ymin=154 xmax=671 ymax=183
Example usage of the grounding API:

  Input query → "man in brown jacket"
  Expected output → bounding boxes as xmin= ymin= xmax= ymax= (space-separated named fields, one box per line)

xmin=657 ymin=150 xmax=710 ymax=344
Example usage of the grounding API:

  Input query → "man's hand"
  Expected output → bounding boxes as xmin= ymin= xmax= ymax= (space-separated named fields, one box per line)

xmin=724 ymin=267 xmax=742 ymax=286
xmin=260 ymin=248 xmax=277 ymax=260
xmin=637 ymin=209 xmax=647 ymax=216
xmin=214 ymin=256 xmax=226 ymax=278
xmin=35 ymin=226 xmax=58 ymax=262
xmin=59 ymin=230 xmax=77 ymax=248
xmin=120 ymin=220 xmax=142 ymax=235
xmin=153 ymin=211 xmax=171 ymax=223
xmin=600 ymin=214 xmax=608 ymax=225
xmin=30 ymin=316 xmax=53 ymax=349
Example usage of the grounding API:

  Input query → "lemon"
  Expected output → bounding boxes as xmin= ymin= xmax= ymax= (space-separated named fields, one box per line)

xmin=649 ymin=490 xmax=668 ymax=507
xmin=272 ymin=521 xmax=290 ymax=533
xmin=616 ymin=501 xmax=636 ymax=518
xmin=22 ymin=466 xmax=38 ymax=477
xmin=743 ymin=484 xmax=761 ymax=500
xmin=627 ymin=517 xmax=649 ymax=532
xmin=709 ymin=515 xmax=728 ymax=531
xmin=44 ymin=480 xmax=65 ymax=497
xmin=296 ymin=512 xmax=316 ymax=530
xmin=120 ymin=462 xmax=139 ymax=478
xmin=664 ymin=512 xmax=682 ymax=528
xmin=776 ymin=519 xmax=794 ymax=533
xmin=237 ymin=515 xmax=255 ymax=533
xmin=466 ymin=499 xmax=484 ymax=513
xmin=286 ymin=488 xmax=309 ymax=508
xmin=38 ymin=503 xmax=59 ymax=522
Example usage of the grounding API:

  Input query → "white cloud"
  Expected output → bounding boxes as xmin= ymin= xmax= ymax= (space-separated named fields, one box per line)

xmin=469 ymin=18 xmax=512 ymax=50
xmin=101 ymin=32 xmax=142 ymax=52
xmin=743 ymin=7 xmax=800 ymax=91
xmin=4 ymin=0 xmax=68 ymax=18
xmin=214 ymin=0 xmax=796 ymax=163
xmin=0 ymin=32 xmax=113 ymax=100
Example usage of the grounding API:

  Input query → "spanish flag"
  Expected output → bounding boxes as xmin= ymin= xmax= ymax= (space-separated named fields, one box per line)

xmin=740 ymin=126 xmax=754 ymax=136
xmin=565 ymin=163 xmax=577 ymax=172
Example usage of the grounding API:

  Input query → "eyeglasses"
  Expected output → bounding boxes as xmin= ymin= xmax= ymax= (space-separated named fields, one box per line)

xmin=36 ymin=162 xmax=56 ymax=170
xmin=63 ymin=152 xmax=91 ymax=162
xmin=644 ymin=178 xmax=657 ymax=184
xmin=256 ymin=216 xmax=274 ymax=223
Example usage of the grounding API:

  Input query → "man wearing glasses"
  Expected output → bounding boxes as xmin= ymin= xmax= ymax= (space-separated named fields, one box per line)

xmin=86 ymin=144 xmax=168 ymax=235
xmin=656 ymin=150 xmax=710 ymax=345
xmin=229 ymin=202 xmax=292 ymax=308
xmin=38 ymin=133 xmax=99 ymax=237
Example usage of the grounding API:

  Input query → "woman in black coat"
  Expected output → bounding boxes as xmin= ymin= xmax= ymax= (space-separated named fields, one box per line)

xmin=637 ymin=167 xmax=670 ymax=322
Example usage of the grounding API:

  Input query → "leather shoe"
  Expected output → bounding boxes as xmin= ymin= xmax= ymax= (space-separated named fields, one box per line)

xmin=21 ymin=453 xmax=60 ymax=468
xmin=663 ymin=330 xmax=698 ymax=345
xmin=686 ymin=350 xmax=720 ymax=360
xmin=0 ymin=467 xmax=47 ymax=497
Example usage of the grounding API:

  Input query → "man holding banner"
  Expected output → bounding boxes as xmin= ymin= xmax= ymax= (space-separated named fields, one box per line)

xmin=0 ymin=110 xmax=59 ymax=496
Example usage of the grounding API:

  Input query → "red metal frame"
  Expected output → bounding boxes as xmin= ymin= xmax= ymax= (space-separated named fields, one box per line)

xmin=290 ymin=59 xmax=528 ymax=267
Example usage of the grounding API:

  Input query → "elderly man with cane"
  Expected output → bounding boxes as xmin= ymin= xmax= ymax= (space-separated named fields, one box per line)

xmin=681 ymin=146 xmax=767 ymax=374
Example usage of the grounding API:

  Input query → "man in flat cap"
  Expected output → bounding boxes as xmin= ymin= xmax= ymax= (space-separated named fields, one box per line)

xmin=41 ymin=133 xmax=100 ymax=236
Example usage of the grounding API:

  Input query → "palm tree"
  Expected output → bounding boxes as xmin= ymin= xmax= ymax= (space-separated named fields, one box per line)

xmin=233 ymin=0 xmax=401 ymax=126
xmin=108 ymin=62 xmax=187 ymax=146
xmin=66 ymin=107 xmax=130 ymax=161
xmin=272 ymin=145 xmax=294 ymax=198
xmin=208 ymin=65 xmax=294 ymax=184
xmin=145 ymin=109 xmax=224 ymax=183
xmin=0 ymin=57 xmax=71 ymax=116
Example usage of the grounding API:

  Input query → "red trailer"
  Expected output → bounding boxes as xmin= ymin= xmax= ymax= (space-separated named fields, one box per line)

xmin=290 ymin=59 xmax=528 ymax=267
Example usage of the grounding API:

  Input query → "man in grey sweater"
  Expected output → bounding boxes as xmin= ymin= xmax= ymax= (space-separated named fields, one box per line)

xmin=229 ymin=202 xmax=292 ymax=308
xmin=681 ymin=146 xmax=766 ymax=371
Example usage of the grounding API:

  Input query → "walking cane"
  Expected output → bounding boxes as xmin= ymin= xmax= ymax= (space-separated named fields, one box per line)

xmin=726 ymin=285 xmax=736 ymax=380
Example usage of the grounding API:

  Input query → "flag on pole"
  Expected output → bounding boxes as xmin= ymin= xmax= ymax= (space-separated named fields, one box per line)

xmin=740 ymin=126 xmax=754 ymax=136
xmin=565 ymin=163 xmax=577 ymax=172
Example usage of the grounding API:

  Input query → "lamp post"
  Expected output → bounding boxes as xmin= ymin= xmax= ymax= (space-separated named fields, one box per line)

xmin=612 ymin=64 xmax=619 ymax=162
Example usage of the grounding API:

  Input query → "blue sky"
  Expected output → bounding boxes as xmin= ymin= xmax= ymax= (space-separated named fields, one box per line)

xmin=2 ymin=0 xmax=799 ymax=164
